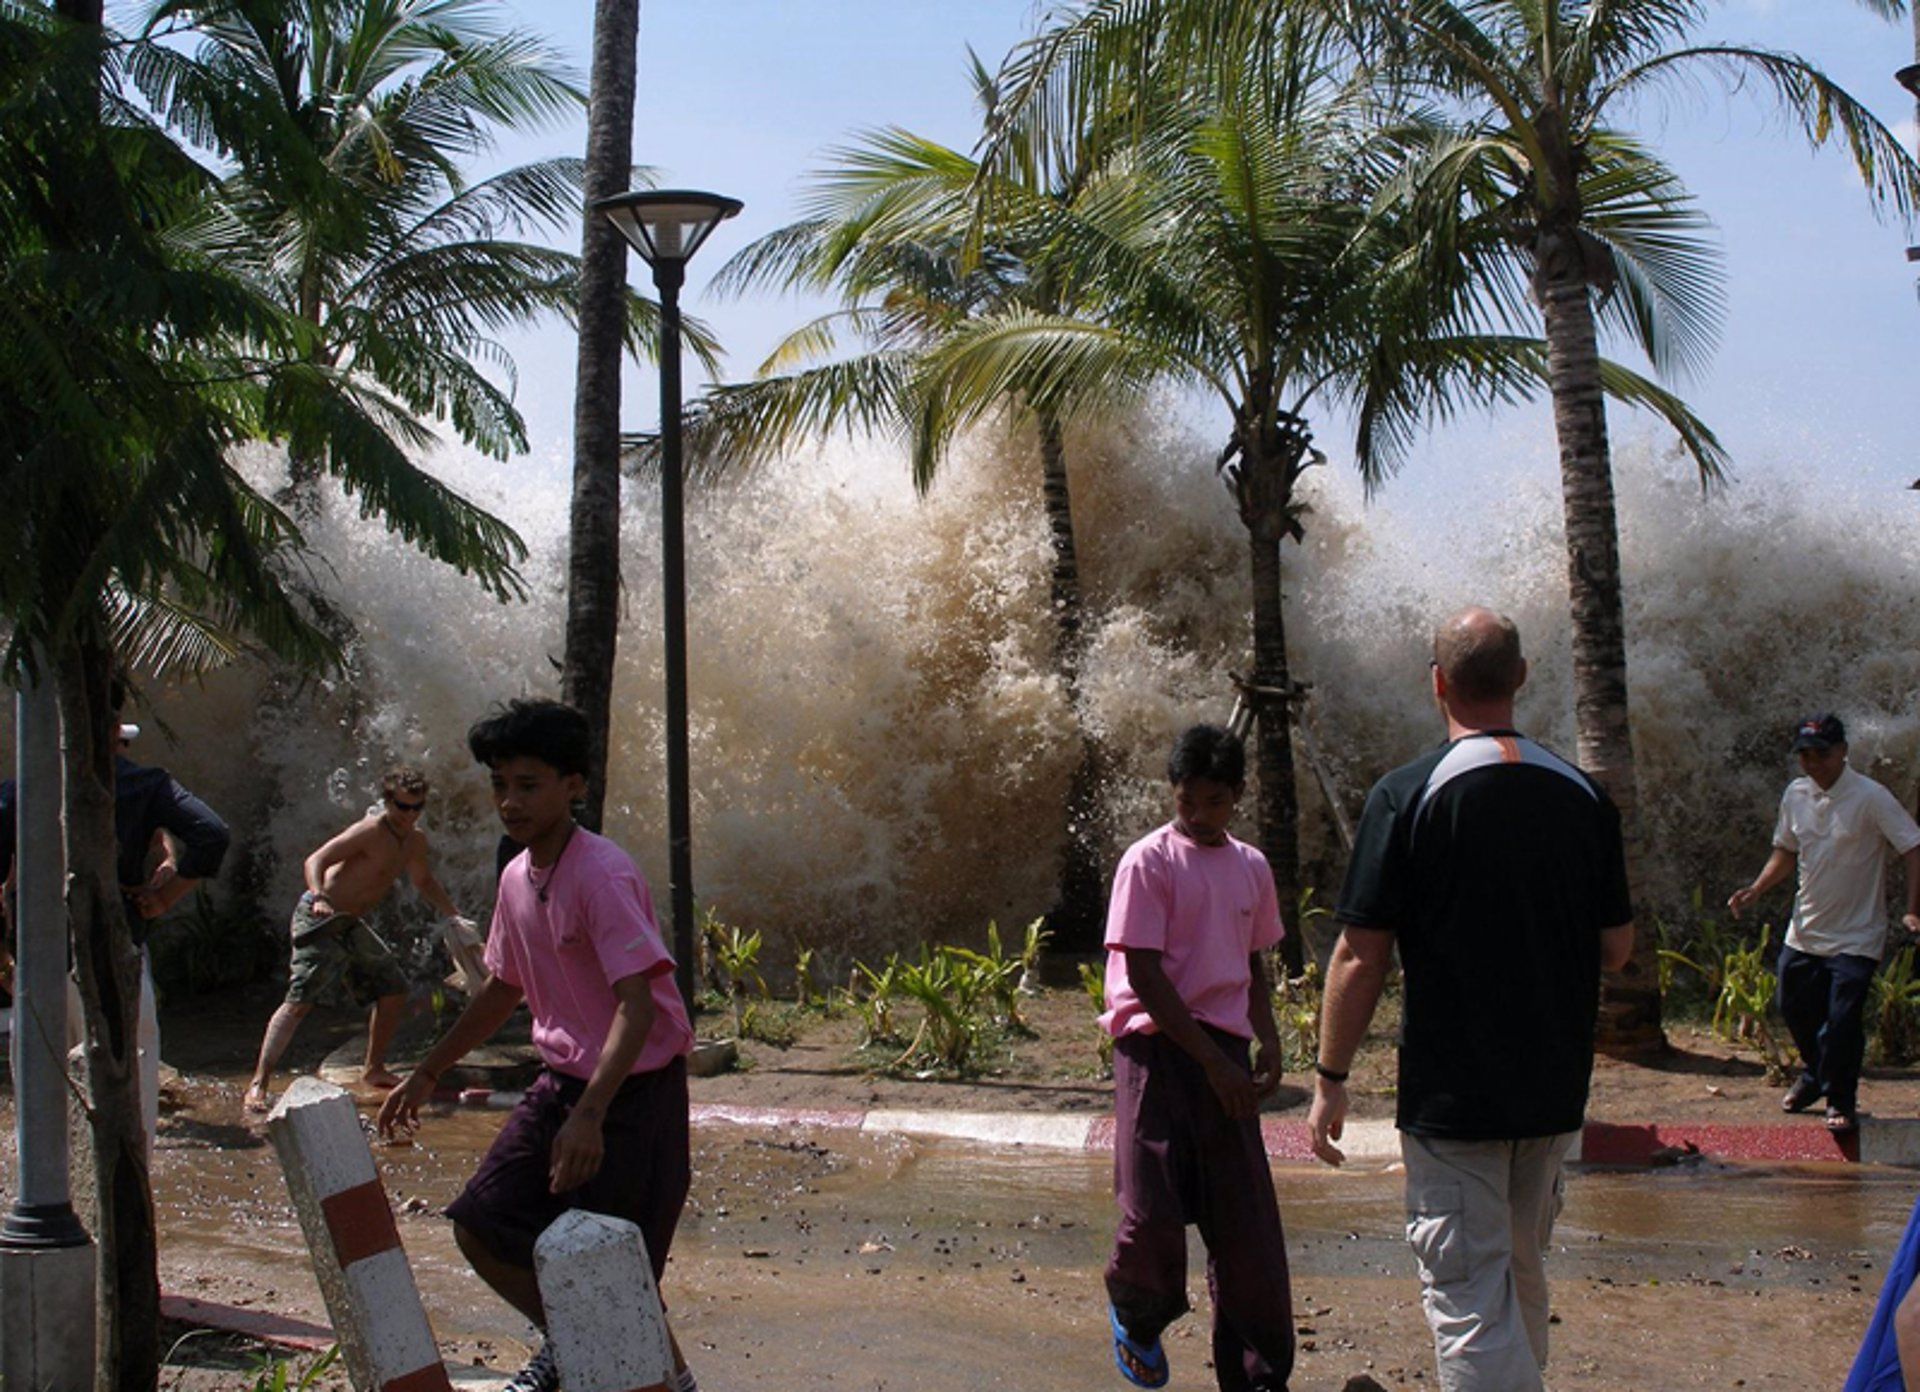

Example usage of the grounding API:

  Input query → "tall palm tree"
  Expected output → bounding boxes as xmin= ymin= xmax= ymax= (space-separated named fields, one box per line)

xmin=1344 ymin=0 xmax=1920 ymax=1052
xmin=972 ymin=3 xmax=1728 ymax=974
xmin=3 ymin=5 xmax=534 ymax=1383
xmin=565 ymin=0 xmax=640 ymax=831
xmin=692 ymin=77 xmax=1121 ymax=949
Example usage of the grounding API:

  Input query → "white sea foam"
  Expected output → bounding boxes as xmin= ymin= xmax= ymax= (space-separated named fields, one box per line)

xmin=49 ymin=409 xmax=1920 ymax=968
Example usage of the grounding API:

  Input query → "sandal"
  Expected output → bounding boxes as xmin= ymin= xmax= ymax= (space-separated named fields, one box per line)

xmin=1825 ymin=1106 xmax=1858 ymax=1135
xmin=1781 ymin=1078 xmax=1821 ymax=1114
xmin=1108 ymin=1305 xmax=1169 ymax=1389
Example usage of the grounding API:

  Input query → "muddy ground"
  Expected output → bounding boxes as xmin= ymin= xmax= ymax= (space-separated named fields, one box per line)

xmin=5 ymin=977 xmax=1920 ymax=1389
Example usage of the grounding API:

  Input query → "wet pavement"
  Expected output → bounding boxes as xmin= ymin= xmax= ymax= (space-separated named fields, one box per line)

xmin=87 ymin=1079 xmax=1909 ymax=1390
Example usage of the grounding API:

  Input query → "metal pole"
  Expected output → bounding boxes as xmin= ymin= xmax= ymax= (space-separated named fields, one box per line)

xmin=654 ymin=262 xmax=697 ymax=1012
xmin=3 ymin=669 xmax=85 ymax=1246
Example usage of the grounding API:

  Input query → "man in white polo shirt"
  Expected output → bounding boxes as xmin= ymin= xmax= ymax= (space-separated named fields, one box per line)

xmin=1729 ymin=713 xmax=1920 ymax=1134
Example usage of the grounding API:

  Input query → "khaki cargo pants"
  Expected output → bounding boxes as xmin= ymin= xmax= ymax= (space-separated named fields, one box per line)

xmin=1401 ymin=1130 xmax=1577 ymax=1392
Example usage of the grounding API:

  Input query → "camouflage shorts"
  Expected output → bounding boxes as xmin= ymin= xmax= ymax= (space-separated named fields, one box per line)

xmin=285 ymin=893 xmax=407 ymax=1008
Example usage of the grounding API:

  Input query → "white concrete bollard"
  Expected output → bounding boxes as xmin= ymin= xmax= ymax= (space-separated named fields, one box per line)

xmin=268 ymin=1077 xmax=452 ymax=1392
xmin=534 ymin=1210 xmax=672 ymax=1392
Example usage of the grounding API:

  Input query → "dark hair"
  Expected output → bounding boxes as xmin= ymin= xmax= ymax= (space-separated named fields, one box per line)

xmin=382 ymin=766 xmax=429 ymax=800
xmin=467 ymin=700 xmax=592 ymax=777
xmin=1434 ymin=609 xmax=1525 ymax=704
xmin=1167 ymin=724 xmax=1245 ymax=787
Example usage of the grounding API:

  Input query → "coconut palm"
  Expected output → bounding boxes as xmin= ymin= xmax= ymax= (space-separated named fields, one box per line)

xmin=691 ymin=75 xmax=1121 ymax=949
xmin=128 ymin=0 xmax=704 ymax=512
xmin=564 ymin=0 xmax=640 ymax=831
xmin=969 ymin=3 xmax=1731 ymax=975
xmin=1326 ymin=0 xmax=1920 ymax=1051
xmin=2 ymin=4 xmax=544 ymax=1382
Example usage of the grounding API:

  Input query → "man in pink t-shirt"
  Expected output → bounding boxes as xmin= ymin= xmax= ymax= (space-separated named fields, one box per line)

xmin=1101 ymin=724 xmax=1294 ymax=1392
xmin=378 ymin=700 xmax=698 ymax=1392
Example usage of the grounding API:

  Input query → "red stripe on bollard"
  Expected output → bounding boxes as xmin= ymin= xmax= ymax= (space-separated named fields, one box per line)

xmin=380 ymin=1361 xmax=455 ymax=1392
xmin=321 ymin=1180 xmax=403 ymax=1267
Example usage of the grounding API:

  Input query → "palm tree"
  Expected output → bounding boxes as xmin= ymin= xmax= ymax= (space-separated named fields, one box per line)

xmin=691 ymin=76 xmax=1120 ymax=949
xmin=2 ymin=5 xmax=533 ymax=1383
xmin=971 ymin=2 xmax=1729 ymax=975
xmin=1339 ymin=0 xmax=1920 ymax=1052
xmin=129 ymin=0 xmax=607 ymax=512
xmin=565 ymin=0 xmax=640 ymax=831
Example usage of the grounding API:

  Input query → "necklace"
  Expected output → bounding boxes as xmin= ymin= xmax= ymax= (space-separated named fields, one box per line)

xmin=379 ymin=815 xmax=408 ymax=846
xmin=527 ymin=824 xmax=578 ymax=904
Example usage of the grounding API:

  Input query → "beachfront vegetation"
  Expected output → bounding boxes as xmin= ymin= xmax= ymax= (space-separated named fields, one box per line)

xmin=976 ymin=0 xmax=1919 ymax=1049
xmin=0 ymin=0 xmax=650 ymax=1380
xmin=693 ymin=64 xmax=1120 ymax=950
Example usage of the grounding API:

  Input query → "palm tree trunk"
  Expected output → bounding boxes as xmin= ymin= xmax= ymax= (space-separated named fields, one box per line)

xmin=1537 ymin=237 xmax=1665 ymax=1058
xmin=1037 ymin=412 xmax=1108 ymax=952
xmin=49 ymin=6 xmax=162 ymax=1383
xmin=1246 ymin=523 xmax=1304 ymax=977
xmin=56 ymin=636 xmax=159 ymax=1392
xmin=562 ymin=0 xmax=642 ymax=832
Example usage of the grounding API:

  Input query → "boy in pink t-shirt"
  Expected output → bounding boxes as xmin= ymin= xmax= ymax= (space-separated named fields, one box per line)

xmin=1101 ymin=725 xmax=1294 ymax=1392
xmin=378 ymin=700 xmax=697 ymax=1392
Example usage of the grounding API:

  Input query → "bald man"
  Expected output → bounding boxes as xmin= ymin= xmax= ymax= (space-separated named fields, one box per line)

xmin=1308 ymin=608 xmax=1634 ymax=1392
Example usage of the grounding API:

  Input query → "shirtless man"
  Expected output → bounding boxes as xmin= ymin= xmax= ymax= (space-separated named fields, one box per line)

xmin=245 ymin=767 xmax=467 ymax=1112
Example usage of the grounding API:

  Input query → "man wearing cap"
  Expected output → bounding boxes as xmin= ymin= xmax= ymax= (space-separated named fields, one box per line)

xmin=1729 ymin=713 xmax=1920 ymax=1134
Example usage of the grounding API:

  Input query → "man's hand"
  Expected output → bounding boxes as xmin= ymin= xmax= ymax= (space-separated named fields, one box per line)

xmin=1308 ymin=1079 xmax=1348 ymax=1166
xmin=549 ymin=1107 xmax=605 ymax=1194
xmin=1249 ymin=1038 xmax=1283 ymax=1102
xmin=1904 ymin=912 xmax=1920 ymax=939
xmin=1727 ymin=886 xmax=1759 ymax=920
xmin=1204 ymin=1052 xmax=1259 ymax=1121
xmin=376 ymin=1070 xmax=435 ymax=1141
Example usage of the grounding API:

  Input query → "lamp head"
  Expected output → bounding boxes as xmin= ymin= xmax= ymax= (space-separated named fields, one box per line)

xmin=593 ymin=190 xmax=744 ymax=270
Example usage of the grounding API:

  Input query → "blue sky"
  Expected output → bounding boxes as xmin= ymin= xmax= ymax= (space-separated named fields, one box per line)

xmin=486 ymin=1 xmax=1920 ymax=501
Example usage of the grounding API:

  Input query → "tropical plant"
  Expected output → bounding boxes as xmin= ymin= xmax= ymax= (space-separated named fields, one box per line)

xmin=1873 ymin=945 xmax=1920 ymax=1067
xmin=245 ymin=1344 xmax=341 ymax=1392
xmin=970 ymin=6 xmax=1726 ymax=976
xmin=566 ymin=0 xmax=639 ymax=830
xmin=1 ymin=7 xmax=541 ymax=1380
xmin=793 ymin=944 xmax=819 ymax=1009
xmin=1274 ymin=959 xmax=1324 ymax=1072
xmin=1332 ymin=0 xmax=1920 ymax=1052
xmin=893 ymin=944 xmax=997 ymax=1072
xmin=699 ymin=65 xmax=1119 ymax=949
xmin=851 ymin=956 xmax=904 ymax=1045
xmin=703 ymin=909 xmax=768 ymax=1039
xmin=1079 ymin=959 xmax=1114 ymax=1071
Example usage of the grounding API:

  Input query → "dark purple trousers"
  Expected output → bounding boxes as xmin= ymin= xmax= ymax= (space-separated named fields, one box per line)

xmin=1106 ymin=1026 xmax=1295 ymax=1392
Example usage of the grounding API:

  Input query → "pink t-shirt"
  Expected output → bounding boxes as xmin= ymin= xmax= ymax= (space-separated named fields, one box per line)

xmin=1100 ymin=823 xmax=1285 ymax=1040
xmin=484 ymin=827 xmax=694 ymax=1079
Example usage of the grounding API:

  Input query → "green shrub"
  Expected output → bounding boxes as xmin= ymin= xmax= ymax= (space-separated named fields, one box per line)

xmin=1079 ymin=960 xmax=1113 ymax=1072
xmin=1873 ymin=946 xmax=1920 ymax=1065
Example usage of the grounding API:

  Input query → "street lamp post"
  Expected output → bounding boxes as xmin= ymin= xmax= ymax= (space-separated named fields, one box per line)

xmin=0 ymin=664 xmax=97 ymax=1391
xmin=592 ymin=190 xmax=742 ymax=1013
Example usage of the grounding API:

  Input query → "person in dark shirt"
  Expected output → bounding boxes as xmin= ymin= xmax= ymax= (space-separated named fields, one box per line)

xmin=0 ymin=723 xmax=230 ymax=1145
xmin=1307 ymin=607 xmax=1634 ymax=1392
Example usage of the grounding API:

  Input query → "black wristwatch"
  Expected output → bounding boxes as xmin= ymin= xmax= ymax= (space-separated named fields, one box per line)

xmin=1314 ymin=1061 xmax=1350 ymax=1084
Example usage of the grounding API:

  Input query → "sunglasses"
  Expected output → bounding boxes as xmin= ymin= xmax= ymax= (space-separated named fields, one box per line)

xmin=389 ymin=798 xmax=426 ymax=813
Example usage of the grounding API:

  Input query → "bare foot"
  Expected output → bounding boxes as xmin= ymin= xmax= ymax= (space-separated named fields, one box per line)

xmin=361 ymin=1068 xmax=403 ymax=1090
xmin=243 ymin=1084 xmax=272 ymax=1115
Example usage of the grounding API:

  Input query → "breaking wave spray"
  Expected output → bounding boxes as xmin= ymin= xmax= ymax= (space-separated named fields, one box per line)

xmin=112 ymin=408 xmax=1920 ymax=973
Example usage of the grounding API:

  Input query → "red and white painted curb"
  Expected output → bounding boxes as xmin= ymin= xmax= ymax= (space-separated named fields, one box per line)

xmin=267 ymin=1077 xmax=452 ymax=1392
xmin=441 ymin=1087 xmax=1899 ymax=1165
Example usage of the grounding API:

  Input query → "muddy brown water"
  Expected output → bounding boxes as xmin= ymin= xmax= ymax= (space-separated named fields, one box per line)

xmin=4 ymin=1072 xmax=1912 ymax=1389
